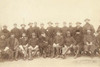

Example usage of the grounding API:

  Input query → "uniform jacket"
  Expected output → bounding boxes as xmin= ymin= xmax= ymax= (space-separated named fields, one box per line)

xmin=6 ymin=37 xmax=19 ymax=50
xmin=54 ymin=26 xmax=61 ymax=36
xmin=20 ymin=28 xmax=27 ymax=36
xmin=11 ymin=28 xmax=20 ymax=39
xmin=84 ymin=34 xmax=96 ymax=45
xmin=2 ymin=29 xmax=10 ymax=38
xmin=19 ymin=37 xmax=28 ymax=45
xmin=83 ymin=23 xmax=95 ymax=34
xmin=27 ymin=27 xmax=34 ymax=38
xmin=0 ymin=38 xmax=6 ymax=50
xmin=33 ymin=26 xmax=41 ymax=38
xmin=53 ymin=35 xmax=64 ymax=46
xmin=28 ymin=37 xmax=38 ymax=47
xmin=73 ymin=26 xmax=83 ymax=36
xmin=68 ymin=26 xmax=74 ymax=36
xmin=64 ymin=36 xmax=76 ymax=46
xmin=46 ymin=26 xmax=55 ymax=38
xmin=61 ymin=26 xmax=68 ymax=37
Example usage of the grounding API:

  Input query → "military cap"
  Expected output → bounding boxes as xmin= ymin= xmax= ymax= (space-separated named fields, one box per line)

xmin=14 ymin=23 xmax=17 ymax=25
xmin=28 ymin=22 xmax=33 ymax=26
xmin=84 ymin=18 xmax=90 ymax=22
xmin=21 ymin=24 xmax=26 ymax=27
xmin=48 ymin=21 xmax=53 ymax=24
xmin=76 ymin=22 xmax=81 ymax=24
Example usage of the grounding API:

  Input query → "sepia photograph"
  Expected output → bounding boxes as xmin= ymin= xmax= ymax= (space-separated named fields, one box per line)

xmin=0 ymin=0 xmax=100 ymax=67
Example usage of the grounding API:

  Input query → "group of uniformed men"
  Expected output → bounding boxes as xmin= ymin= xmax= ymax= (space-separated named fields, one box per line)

xmin=0 ymin=18 xmax=100 ymax=61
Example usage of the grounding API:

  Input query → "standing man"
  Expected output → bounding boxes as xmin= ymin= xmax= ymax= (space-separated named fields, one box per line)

xmin=11 ymin=23 xmax=20 ymax=40
xmin=27 ymin=22 xmax=34 ymax=39
xmin=54 ymin=22 xmax=61 ymax=36
xmin=2 ymin=25 xmax=10 ymax=39
xmin=46 ymin=21 xmax=55 ymax=57
xmin=83 ymin=19 xmax=95 ymax=35
xmin=61 ymin=22 xmax=68 ymax=38
xmin=74 ymin=22 xmax=83 ymax=36
xmin=40 ymin=23 xmax=47 ymax=35
xmin=20 ymin=24 xmax=27 ymax=37
xmin=33 ymin=22 xmax=41 ymax=38
xmin=68 ymin=22 xmax=74 ymax=36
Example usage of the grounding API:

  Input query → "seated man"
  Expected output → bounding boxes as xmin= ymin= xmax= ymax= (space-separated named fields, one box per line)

xmin=19 ymin=33 xmax=28 ymax=60
xmin=62 ymin=31 xmax=76 ymax=58
xmin=84 ymin=30 xmax=97 ymax=57
xmin=39 ymin=33 xmax=48 ymax=58
xmin=0 ymin=34 xmax=6 ymax=60
xmin=4 ymin=34 xmax=19 ymax=60
xmin=73 ymin=30 xmax=84 ymax=58
xmin=28 ymin=33 xmax=39 ymax=60
xmin=53 ymin=31 xmax=64 ymax=58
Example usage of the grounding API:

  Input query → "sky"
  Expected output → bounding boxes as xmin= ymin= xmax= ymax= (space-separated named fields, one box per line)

xmin=0 ymin=0 xmax=100 ymax=30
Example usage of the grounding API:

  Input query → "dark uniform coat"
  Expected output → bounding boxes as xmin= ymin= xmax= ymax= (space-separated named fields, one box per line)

xmin=6 ymin=37 xmax=19 ymax=50
xmin=54 ymin=26 xmax=61 ymax=36
xmin=0 ymin=38 xmax=6 ymax=50
xmin=83 ymin=23 xmax=95 ymax=34
xmin=11 ymin=28 xmax=20 ymax=39
xmin=64 ymin=36 xmax=76 ymax=46
xmin=28 ymin=37 xmax=38 ymax=48
xmin=2 ymin=29 xmax=10 ymax=38
xmin=27 ymin=27 xmax=34 ymax=39
xmin=53 ymin=35 xmax=64 ymax=46
xmin=33 ymin=26 xmax=41 ymax=38
xmin=19 ymin=37 xmax=28 ymax=46
xmin=20 ymin=28 xmax=27 ymax=37
xmin=61 ymin=26 xmax=68 ymax=38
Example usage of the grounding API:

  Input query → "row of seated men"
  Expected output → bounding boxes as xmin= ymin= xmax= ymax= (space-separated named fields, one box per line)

xmin=0 ymin=18 xmax=100 ymax=61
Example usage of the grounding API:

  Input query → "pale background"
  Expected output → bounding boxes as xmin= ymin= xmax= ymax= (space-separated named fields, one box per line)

xmin=0 ymin=0 xmax=100 ymax=67
xmin=0 ymin=0 xmax=100 ymax=30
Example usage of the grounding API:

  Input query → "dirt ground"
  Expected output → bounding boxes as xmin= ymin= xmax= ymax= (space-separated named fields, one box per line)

xmin=0 ymin=57 xmax=100 ymax=67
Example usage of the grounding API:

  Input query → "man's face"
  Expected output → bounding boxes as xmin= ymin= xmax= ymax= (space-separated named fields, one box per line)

xmin=21 ymin=25 xmax=25 ymax=28
xmin=57 ymin=32 xmax=61 ymax=36
xmin=14 ymin=24 xmax=17 ymax=28
xmin=22 ymin=33 xmax=26 ymax=37
xmin=63 ymin=23 xmax=66 ymax=27
xmin=41 ymin=33 xmax=46 ymax=37
xmin=48 ymin=23 xmax=52 ymax=27
xmin=76 ymin=23 xmax=81 ymax=27
xmin=87 ymin=30 xmax=91 ymax=34
xmin=32 ymin=35 xmax=35 ymax=38
xmin=1 ymin=35 xmax=5 ymax=39
xmin=76 ymin=32 xmax=80 ymax=35
xmin=85 ymin=20 xmax=90 ymax=23
xmin=40 ymin=24 xmax=44 ymax=28
xmin=55 ymin=23 xmax=59 ymax=27
xmin=3 ymin=26 xmax=7 ymax=29
xmin=67 ymin=31 xmax=71 ymax=36
xmin=69 ymin=23 xmax=72 ymax=27
xmin=11 ymin=34 xmax=15 ymax=38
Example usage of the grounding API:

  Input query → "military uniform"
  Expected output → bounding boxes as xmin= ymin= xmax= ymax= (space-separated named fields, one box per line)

xmin=84 ymin=34 xmax=97 ymax=54
xmin=61 ymin=26 xmax=68 ymax=38
xmin=39 ymin=35 xmax=48 ymax=57
xmin=6 ymin=37 xmax=19 ymax=59
xmin=53 ymin=35 xmax=64 ymax=57
xmin=83 ymin=23 xmax=95 ymax=35
xmin=11 ymin=28 xmax=21 ymax=39
xmin=27 ymin=27 xmax=34 ymax=39
xmin=73 ymin=30 xmax=84 ymax=57
xmin=97 ymin=25 xmax=100 ymax=33
xmin=54 ymin=26 xmax=61 ymax=36
xmin=2 ymin=29 xmax=10 ymax=39
xmin=28 ymin=37 xmax=39 ymax=59
xmin=33 ymin=26 xmax=41 ymax=38
xmin=20 ymin=28 xmax=27 ymax=37
xmin=68 ymin=26 xmax=74 ymax=36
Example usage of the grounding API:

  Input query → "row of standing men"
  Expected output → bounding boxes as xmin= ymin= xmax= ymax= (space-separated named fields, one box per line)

xmin=0 ymin=19 xmax=100 ymax=60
